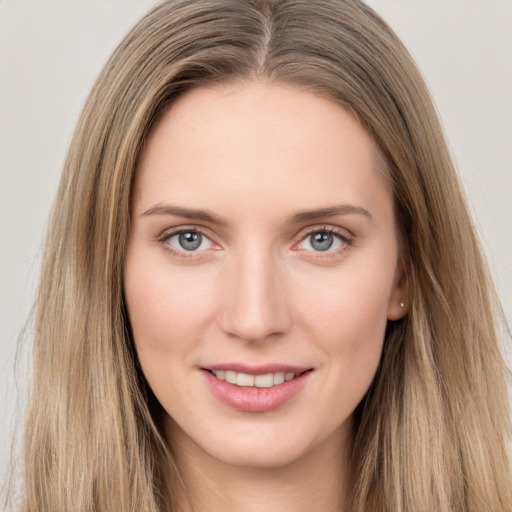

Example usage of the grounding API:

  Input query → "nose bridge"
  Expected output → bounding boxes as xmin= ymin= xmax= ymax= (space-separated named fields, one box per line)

xmin=220 ymin=242 xmax=290 ymax=342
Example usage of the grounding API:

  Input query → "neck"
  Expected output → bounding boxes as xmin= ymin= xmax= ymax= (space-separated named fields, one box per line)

xmin=166 ymin=419 xmax=353 ymax=512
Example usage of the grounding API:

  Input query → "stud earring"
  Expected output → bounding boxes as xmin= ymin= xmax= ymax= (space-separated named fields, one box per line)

xmin=399 ymin=302 xmax=405 ymax=308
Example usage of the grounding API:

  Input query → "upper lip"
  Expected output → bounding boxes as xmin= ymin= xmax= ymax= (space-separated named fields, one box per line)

xmin=202 ymin=363 xmax=313 ymax=375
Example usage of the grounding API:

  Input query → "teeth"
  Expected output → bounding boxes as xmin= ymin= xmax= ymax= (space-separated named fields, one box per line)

xmin=255 ymin=374 xmax=273 ymax=388
xmin=237 ymin=373 xmax=255 ymax=387
xmin=212 ymin=370 xmax=299 ymax=388
xmin=225 ymin=371 xmax=237 ymax=384
xmin=273 ymin=372 xmax=285 ymax=385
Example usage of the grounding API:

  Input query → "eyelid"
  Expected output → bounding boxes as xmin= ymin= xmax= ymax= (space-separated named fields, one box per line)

xmin=158 ymin=225 xmax=221 ymax=256
xmin=300 ymin=224 xmax=353 ymax=239
xmin=293 ymin=225 xmax=353 ymax=254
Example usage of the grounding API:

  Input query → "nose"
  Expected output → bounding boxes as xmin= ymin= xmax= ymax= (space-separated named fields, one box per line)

xmin=219 ymin=249 xmax=292 ymax=343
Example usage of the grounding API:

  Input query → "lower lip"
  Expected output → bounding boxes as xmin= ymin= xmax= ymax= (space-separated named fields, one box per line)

xmin=202 ymin=370 xmax=312 ymax=412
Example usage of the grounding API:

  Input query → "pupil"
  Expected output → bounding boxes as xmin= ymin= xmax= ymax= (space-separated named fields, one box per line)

xmin=179 ymin=231 xmax=202 ymax=251
xmin=311 ymin=231 xmax=333 ymax=251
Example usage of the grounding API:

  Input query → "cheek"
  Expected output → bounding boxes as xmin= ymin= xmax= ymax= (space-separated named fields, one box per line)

xmin=293 ymin=263 xmax=393 ymax=389
xmin=298 ymin=263 xmax=392 ymax=339
xmin=123 ymin=253 xmax=223 ymax=418
xmin=123 ymin=251 xmax=219 ymax=364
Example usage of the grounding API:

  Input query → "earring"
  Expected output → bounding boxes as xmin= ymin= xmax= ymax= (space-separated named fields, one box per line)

xmin=399 ymin=302 xmax=405 ymax=308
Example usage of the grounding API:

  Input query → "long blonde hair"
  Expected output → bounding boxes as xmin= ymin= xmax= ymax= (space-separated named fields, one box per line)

xmin=21 ymin=0 xmax=511 ymax=510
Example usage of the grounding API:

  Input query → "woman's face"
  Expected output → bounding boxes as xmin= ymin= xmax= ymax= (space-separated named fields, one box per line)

xmin=124 ymin=81 xmax=407 ymax=469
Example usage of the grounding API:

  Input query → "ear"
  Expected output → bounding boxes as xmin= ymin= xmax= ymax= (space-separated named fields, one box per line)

xmin=387 ymin=255 xmax=409 ymax=320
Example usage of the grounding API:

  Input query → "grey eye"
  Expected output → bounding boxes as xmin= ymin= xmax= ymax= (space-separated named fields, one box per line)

xmin=166 ymin=230 xmax=213 ymax=252
xmin=309 ymin=231 xmax=334 ymax=251
xmin=297 ymin=229 xmax=345 ymax=253
xmin=178 ymin=231 xmax=202 ymax=251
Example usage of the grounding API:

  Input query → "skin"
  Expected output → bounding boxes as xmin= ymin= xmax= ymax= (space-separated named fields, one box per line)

xmin=124 ymin=80 xmax=408 ymax=511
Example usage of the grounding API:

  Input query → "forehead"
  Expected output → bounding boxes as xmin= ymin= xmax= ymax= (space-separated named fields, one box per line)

xmin=133 ymin=81 xmax=392 ymax=224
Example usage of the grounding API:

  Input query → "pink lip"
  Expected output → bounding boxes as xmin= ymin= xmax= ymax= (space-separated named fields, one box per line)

xmin=201 ymin=366 xmax=313 ymax=413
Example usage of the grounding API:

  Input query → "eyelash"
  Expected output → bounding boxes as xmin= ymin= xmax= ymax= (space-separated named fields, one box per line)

xmin=157 ymin=225 xmax=353 ymax=259
xmin=158 ymin=227 xmax=218 ymax=260
xmin=296 ymin=226 xmax=353 ymax=257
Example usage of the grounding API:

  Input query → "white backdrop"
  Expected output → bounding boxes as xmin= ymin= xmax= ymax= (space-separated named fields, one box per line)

xmin=1 ymin=0 xmax=511 ymax=493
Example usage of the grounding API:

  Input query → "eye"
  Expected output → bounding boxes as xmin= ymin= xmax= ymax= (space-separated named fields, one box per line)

xmin=164 ymin=229 xmax=214 ymax=252
xmin=296 ymin=228 xmax=349 ymax=253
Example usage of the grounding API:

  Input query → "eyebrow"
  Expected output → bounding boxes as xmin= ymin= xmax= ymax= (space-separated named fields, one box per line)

xmin=141 ymin=202 xmax=372 ymax=225
xmin=141 ymin=203 xmax=228 ymax=226
xmin=288 ymin=204 xmax=372 ymax=224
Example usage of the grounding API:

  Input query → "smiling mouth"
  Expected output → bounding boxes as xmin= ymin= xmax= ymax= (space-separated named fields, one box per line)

xmin=207 ymin=369 xmax=309 ymax=388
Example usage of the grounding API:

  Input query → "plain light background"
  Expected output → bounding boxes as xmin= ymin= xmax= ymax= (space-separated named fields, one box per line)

xmin=1 ymin=0 xmax=511 ymax=492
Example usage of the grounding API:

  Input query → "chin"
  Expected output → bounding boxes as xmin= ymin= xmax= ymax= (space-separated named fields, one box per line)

xmin=202 ymin=437 xmax=312 ymax=470
xmin=168 ymin=413 xmax=349 ymax=473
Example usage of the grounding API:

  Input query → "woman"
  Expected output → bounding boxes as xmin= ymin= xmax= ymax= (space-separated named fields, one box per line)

xmin=19 ymin=0 xmax=511 ymax=510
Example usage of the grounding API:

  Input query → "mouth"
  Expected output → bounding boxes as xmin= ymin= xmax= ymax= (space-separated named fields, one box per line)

xmin=202 ymin=366 xmax=313 ymax=412
xmin=201 ymin=363 xmax=314 ymax=412
xmin=206 ymin=369 xmax=309 ymax=389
